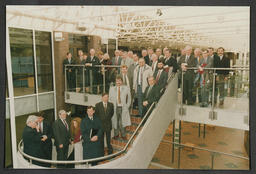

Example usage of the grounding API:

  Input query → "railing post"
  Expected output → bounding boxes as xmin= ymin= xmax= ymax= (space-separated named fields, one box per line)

xmin=83 ymin=67 xmax=85 ymax=93
xmin=89 ymin=70 xmax=93 ymax=93
xmin=75 ymin=68 xmax=78 ymax=92
xmin=171 ymin=120 xmax=175 ymax=163
xmin=103 ymin=65 xmax=106 ymax=93
xmin=179 ymin=70 xmax=186 ymax=115
xmin=209 ymin=69 xmax=217 ymax=120
xmin=203 ymin=124 xmax=206 ymax=139
xmin=178 ymin=145 xmax=181 ymax=169
xmin=65 ymin=65 xmax=67 ymax=92
xmin=198 ymin=123 xmax=201 ymax=137
xmin=211 ymin=152 xmax=215 ymax=169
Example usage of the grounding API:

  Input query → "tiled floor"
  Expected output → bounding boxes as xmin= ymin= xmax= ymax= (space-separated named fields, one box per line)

xmin=148 ymin=121 xmax=249 ymax=170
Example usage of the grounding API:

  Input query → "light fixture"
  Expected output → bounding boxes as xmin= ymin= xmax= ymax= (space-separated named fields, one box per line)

xmin=156 ymin=9 xmax=163 ymax=16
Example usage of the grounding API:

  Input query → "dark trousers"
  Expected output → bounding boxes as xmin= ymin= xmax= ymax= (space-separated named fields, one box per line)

xmin=215 ymin=74 xmax=227 ymax=103
xmin=67 ymin=72 xmax=76 ymax=91
xmin=56 ymin=145 xmax=69 ymax=168
xmin=183 ymin=73 xmax=194 ymax=105
xmin=114 ymin=107 xmax=126 ymax=137
xmin=40 ymin=143 xmax=52 ymax=167
xmin=137 ymin=85 xmax=143 ymax=116
xmin=102 ymin=130 xmax=113 ymax=154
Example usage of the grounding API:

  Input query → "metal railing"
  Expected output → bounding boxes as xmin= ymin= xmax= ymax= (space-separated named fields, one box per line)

xmin=18 ymin=102 xmax=156 ymax=167
xmin=163 ymin=140 xmax=249 ymax=169
xmin=179 ymin=66 xmax=249 ymax=119
xmin=18 ymin=67 xmax=177 ymax=167
xmin=64 ymin=64 xmax=122 ymax=94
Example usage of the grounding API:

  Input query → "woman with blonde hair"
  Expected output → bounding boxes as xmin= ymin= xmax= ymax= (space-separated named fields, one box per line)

xmin=70 ymin=117 xmax=83 ymax=168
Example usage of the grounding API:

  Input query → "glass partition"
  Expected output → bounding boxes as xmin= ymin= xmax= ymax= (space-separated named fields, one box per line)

xmin=9 ymin=28 xmax=35 ymax=96
xmin=35 ymin=31 xmax=53 ymax=93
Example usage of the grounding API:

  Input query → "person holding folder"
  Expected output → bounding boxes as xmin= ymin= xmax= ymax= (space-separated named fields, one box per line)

xmin=80 ymin=106 xmax=103 ymax=166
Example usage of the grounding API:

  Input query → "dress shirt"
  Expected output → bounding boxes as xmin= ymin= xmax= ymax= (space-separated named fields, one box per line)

xmin=61 ymin=118 xmax=69 ymax=130
xmin=116 ymin=86 xmax=122 ymax=106
xmin=138 ymin=66 xmax=144 ymax=85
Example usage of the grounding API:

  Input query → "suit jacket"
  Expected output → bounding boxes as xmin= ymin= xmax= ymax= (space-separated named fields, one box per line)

xmin=153 ymin=69 xmax=168 ymax=90
xmin=52 ymin=119 xmax=71 ymax=147
xmin=127 ymin=62 xmax=138 ymax=90
xmin=109 ymin=85 xmax=131 ymax=129
xmin=164 ymin=56 xmax=178 ymax=73
xmin=143 ymin=55 xmax=150 ymax=65
xmin=63 ymin=58 xmax=76 ymax=74
xmin=22 ymin=126 xmax=43 ymax=158
xmin=143 ymin=85 xmax=160 ymax=105
xmin=80 ymin=115 xmax=103 ymax=159
xmin=133 ymin=64 xmax=153 ymax=93
xmin=215 ymin=55 xmax=230 ymax=75
xmin=178 ymin=55 xmax=197 ymax=75
xmin=112 ymin=56 xmax=122 ymax=65
xmin=40 ymin=121 xmax=53 ymax=148
xmin=121 ymin=57 xmax=134 ymax=68
xmin=95 ymin=101 xmax=114 ymax=131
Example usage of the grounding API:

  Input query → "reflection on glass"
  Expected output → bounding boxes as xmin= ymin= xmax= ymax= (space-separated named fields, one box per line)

xmin=9 ymin=28 xmax=35 ymax=96
xmin=35 ymin=31 xmax=53 ymax=93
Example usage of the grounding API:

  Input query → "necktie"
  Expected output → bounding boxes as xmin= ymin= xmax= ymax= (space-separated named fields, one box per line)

xmin=39 ymin=122 xmax=42 ymax=133
xmin=185 ymin=56 xmax=189 ymax=63
xmin=104 ymin=103 xmax=107 ymax=113
xmin=63 ymin=119 xmax=68 ymax=130
xmin=116 ymin=57 xmax=118 ymax=65
xmin=156 ymin=71 xmax=161 ymax=84
xmin=118 ymin=87 xmax=121 ymax=104
xmin=123 ymin=74 xmax=127 ymax=85
xmin=140 ymin=67 xmax=143 ymax=85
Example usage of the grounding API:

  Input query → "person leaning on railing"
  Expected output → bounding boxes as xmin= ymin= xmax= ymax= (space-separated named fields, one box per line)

xmin=22 ymin=115 xmax=45 ymax=166
xmin=215 ymin=47 xmax=230 ymax=107
xmin=63 ymin=52 xmax=76 ymax=92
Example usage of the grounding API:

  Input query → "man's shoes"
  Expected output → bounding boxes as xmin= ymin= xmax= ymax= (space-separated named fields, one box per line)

xmin=113 ymin=135 xmax=119 ymax=140
xmin=121 ymin=136 xmax=127 ymax=141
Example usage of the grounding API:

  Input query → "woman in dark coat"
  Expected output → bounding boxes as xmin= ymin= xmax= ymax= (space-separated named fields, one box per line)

xmin=80 ymin=106 xmax=103 ymax=166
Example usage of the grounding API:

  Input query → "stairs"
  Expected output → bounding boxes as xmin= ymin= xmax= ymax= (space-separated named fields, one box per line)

xmin=99 ymin=113 xmax=142 ymax=165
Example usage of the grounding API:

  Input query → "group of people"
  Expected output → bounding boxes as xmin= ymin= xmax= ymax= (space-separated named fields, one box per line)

xmin=22 ymin=45 xmax=230 ymax=167
xmin=177 ymin=46 xmax=230 ymax=107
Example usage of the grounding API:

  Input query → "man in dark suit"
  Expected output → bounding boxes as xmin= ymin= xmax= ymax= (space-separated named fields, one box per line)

xmin=142 ymin=76 xmax=160 ymax=116
xmin=81 ymin=106 xmax=103 ymax=166
xmin=215 ymin=47 xmax=230 ymax=107
xmin=141 ymin=49 xmax=150 ymax=65
xmin=22 ymin=115 xmax=44 ymax=166
xmin=63 ymin=52 xmax=76 ymax=91
xmin=85 ymin=48 xmax=100 ymax=94
xmin=112 ymin=50 xmax=122 ymax=76
xmin=208 ymin=47 xmax=220 ymax=105
xmin=178 ymin=45 xmax=197 ymax=105
xmin=53 ymin=110 xmax=71 ymax=168
xmin=37 ymin=112 xmax=53 ymax=167
xmin=163 ymin=49 xmax=179 ymax=73
xmin=95 ymin=93 xmax=114 ymax=155
xmin=153 ymin=61 xmax=168 ymax=93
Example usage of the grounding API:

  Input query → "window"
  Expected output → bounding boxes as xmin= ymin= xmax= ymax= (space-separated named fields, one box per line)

xmin=35 ymin=31 xmax=53 ymax=92
xmin=9 ymin=28 xmax=35 ymax=96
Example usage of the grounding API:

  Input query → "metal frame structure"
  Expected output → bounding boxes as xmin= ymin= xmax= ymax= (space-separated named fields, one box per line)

xmin=6 ymin=26 xmax=57 ymax=167
xmin=6 ymin=6 xmax=249 ymax=52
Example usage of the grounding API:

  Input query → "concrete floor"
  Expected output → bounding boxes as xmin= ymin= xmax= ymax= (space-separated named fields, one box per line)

xmin=148 ymin=121 xmax=249 ymax=170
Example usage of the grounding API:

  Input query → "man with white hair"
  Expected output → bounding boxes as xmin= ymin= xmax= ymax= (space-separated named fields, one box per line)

xmin=178 ymin=45 xmax=197 ymax=105
xmin=121 ymin=51 xmax=133 ymax=68
xmin=53 ymin=110 xmax=71 ymax=168
xmin=22 ymin=115 xmax=44 ymax=165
